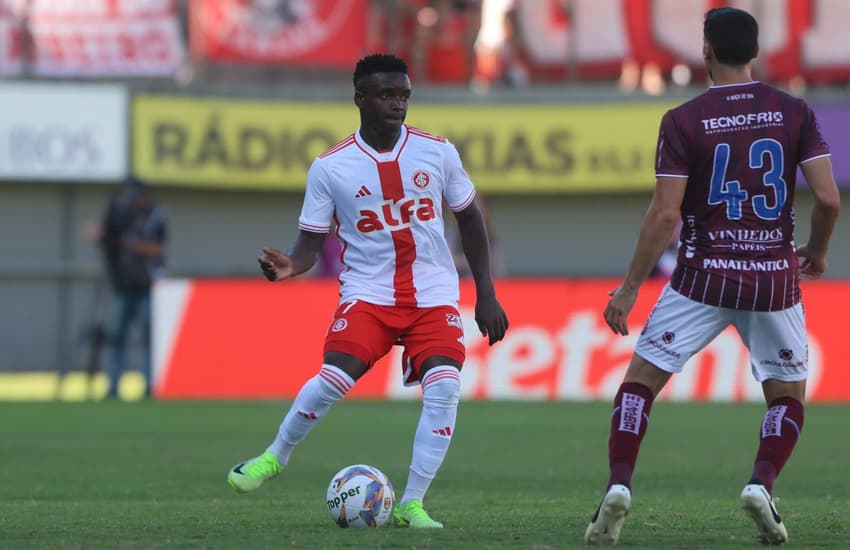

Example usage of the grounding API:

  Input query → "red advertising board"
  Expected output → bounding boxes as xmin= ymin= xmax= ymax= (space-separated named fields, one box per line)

xmin=190 ymin=0 xmax=368 ymax=67
xmin=27 ymin=0 xmax=185 ymax=76
xmin=153 ymin=278 xmax=850 ymax=402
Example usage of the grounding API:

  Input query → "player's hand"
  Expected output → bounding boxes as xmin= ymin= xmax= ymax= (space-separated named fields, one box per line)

xmin=475 ymin=294 xmax=509 ymax=346
xmin=258 ymin=247 xmax=295 ymax=281
xmin=604 ymin=284 xmax=638 ymax=336
xmin=796 ymin=243 xmax=827 ymax=279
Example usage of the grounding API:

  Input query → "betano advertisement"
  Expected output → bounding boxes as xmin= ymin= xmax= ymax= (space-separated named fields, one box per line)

xmin=152 ymin=279 xmax=850 ymax=403
xmin=133 ymin=94 xmax=673 ymax=193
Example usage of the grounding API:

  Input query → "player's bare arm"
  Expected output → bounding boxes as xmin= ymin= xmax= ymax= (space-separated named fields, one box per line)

xmin=259 ymin=230 xmax=327 ymax=282
xmin=605 ymin=176 xmax=687 ymax=335
xmin=797 ymin=156 xmax=840 ymax=279
xmin=453 ymin=199 xmax=509 ymax=345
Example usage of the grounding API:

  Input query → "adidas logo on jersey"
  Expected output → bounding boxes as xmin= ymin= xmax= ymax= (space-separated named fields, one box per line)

xmin=355 ymin=185 xmax=372 ymax=198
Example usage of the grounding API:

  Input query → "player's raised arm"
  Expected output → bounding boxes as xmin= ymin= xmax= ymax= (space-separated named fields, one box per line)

xmin=453 ymin=198 xmax=508 ymax=345
xmin=258 ymin=230 xmax=327 ymax=282
xmin=797 ymin=156 xmax=840 ymax=279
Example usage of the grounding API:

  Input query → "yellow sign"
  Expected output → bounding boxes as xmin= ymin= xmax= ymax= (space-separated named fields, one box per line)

xmin=133 ymin=94 xmax=677 ymax=193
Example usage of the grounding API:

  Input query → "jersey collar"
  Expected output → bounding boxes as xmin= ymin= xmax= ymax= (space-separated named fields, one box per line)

xmin=354 ymin=125 xmax=409 ymax=162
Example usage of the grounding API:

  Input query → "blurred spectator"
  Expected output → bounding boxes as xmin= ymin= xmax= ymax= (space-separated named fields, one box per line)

xmin=367 ymin=0 xmax=419 ymax=61
xmin=414 ymin=0 xmax=482 ymax=84
xmin=472 ymin=0 xmax=529 ymax=90
xmin=368 ymin=0 xmax=482 ymax=85
xmin=94 ymin=178 xmax=168 ymax=399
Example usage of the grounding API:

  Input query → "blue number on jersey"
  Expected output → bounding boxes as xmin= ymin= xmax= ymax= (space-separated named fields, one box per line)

xmin=708 ymin=139 xmax=787 ymax=221
xmin=708 ymin=143 xmax=748 ymax=220
xmin=750 ymin=138 xmax=786 ymax=220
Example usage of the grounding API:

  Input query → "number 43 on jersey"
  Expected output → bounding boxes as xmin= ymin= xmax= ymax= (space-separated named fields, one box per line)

xmin=709 ymin=138 xmax=787 ymax=221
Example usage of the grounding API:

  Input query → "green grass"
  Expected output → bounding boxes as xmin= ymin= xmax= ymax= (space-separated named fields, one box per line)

xmin=1 ymin=401 xmax=848 ymax=549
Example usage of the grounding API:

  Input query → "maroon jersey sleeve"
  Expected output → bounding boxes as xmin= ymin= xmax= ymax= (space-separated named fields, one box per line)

xmin=655 ymin=110 xmax=689 ymax=177
xmin=798 ymin=102 xmax=830 ymax=163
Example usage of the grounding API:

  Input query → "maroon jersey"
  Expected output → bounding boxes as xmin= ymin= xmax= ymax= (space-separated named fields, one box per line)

xmin=656 ymin=81 xmax=830 ymax=311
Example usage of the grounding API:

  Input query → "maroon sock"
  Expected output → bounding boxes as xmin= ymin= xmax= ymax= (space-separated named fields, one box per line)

xmin=750 ymin=396 xmax=804 ymax=493
xmin=608 ymin=382 xmax=655 ymax=489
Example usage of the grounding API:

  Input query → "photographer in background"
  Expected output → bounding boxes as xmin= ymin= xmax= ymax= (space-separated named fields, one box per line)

xmin=97 ymin=177 xmax=168 ymax=399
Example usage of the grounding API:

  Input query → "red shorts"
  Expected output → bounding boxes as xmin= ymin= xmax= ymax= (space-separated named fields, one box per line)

xmin=323 ymin=300 xmax=465 ymax=385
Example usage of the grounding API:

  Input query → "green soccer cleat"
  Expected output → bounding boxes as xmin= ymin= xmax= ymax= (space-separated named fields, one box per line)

xmin=393 ymin=499 xmax=444 ymax=528
xmin=227 ymin=450 xmax=282 ymax=494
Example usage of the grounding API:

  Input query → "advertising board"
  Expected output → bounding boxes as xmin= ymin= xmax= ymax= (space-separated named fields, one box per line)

xmin=0 ymin=84 xmax=127 ymax=181
xmin=153 ymin=278 xmax=850 ymax=402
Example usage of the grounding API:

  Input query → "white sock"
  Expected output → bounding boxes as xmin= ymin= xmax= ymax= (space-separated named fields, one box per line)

xmin=400 ymin=366 xmax=461 ymax=505
xmin=267 ymin=365 xmax=353 ymax=465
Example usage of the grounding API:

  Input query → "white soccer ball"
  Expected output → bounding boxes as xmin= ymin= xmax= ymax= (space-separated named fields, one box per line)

xmin=326 ymin=464 xmax=395 ymax=528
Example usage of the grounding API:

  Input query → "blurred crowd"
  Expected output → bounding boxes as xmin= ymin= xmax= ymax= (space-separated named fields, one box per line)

xmin=366 ymin=0 xmax=538 ymax=92
xmin=3 ymin=1 xmax=848 ymax=95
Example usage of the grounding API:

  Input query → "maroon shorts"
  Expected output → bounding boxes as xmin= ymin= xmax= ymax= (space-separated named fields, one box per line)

xmin=323 ymin=300 xmax=465 ymax=385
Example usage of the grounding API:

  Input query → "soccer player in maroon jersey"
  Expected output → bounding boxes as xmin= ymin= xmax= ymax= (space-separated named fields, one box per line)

xmin=585 ymin=7 xmax=840 ymax=546
xmin=226 ymin=54 xmax=508 ymax=528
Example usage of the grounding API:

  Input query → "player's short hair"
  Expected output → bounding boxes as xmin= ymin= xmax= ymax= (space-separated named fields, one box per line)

xmin=353 ymin=54 xmax=408 ymax=89
xmin=704 ymin=7 xmax=758 ymax=65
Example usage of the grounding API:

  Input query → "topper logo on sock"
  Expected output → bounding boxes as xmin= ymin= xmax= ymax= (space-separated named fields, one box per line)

xmin=619 ymin=393 xmax=645 ymax=435
xmin=297 ymin=410 xmax=318 ymax=420
xmin=761 ymin=405 xmax=787 ymax=437
xmin=432 ymin=426 xmax=453 ymax=437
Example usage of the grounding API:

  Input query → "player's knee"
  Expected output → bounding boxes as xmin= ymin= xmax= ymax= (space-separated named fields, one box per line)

xmin=422 ymin=377 xmax=460 ymax=409
xmin=314 ymin=365 xmax=354 ymax=401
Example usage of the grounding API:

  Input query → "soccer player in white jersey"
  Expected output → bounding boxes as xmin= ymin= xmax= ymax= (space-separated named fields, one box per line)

xmin=584 ymin=7 xmax=839 ymax=546
xmin=227 ymin=53 xmax=509 ymax=528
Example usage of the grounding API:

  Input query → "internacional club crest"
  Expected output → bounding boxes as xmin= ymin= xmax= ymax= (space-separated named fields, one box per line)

xmin=412 ymin=169 xmax=431 ymax=189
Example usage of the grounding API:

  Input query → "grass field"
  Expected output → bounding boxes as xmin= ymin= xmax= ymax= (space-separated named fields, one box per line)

xmin=1 ymin=400 xmax=848 ymax=549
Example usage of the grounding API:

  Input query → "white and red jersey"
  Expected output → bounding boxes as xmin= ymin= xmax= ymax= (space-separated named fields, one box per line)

xmin=298 ymin=124 xmax=476 ymax=308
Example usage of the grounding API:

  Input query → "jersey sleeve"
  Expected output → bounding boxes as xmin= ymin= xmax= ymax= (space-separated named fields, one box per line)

xmin=655 ymin=110 xmax=689 ymax=178
xmin=298 ymin=159 xmax=334 ymax=233
xmin=442 ymin=140 xmax=476 ymax=211
xmin=798 ymin=102 xmax=830 ymax=164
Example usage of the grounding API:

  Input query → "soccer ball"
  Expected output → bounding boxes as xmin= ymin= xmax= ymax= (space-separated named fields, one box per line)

xmin=326 ymin=464 xmax=395 ymax=528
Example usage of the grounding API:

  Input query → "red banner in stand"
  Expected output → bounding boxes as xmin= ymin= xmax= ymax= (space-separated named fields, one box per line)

xmin=190 ymin=0 xmax=368 ymax=67
xmin=153 ymin=278 xmax=850 ymax=403
xmin=26 ymin=0 xmax=185 ymax=76
xmin=513 ymin=0 xmax=850 ymax=84
xmin=187 ymin=0 xmax=850 ymax=83
xmin=0 ymin=0 xmax=23 ymax=76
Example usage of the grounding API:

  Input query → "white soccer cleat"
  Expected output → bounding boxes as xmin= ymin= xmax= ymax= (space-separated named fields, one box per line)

xmin=741 ymin=484 xmax=788 ymax=545
xmin=585 ymin=484 xmax=631 ymax=546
